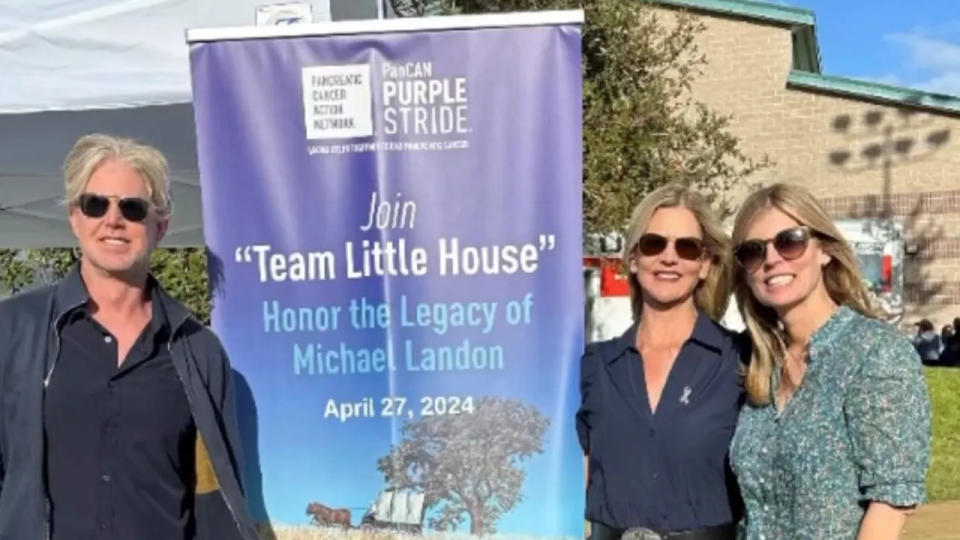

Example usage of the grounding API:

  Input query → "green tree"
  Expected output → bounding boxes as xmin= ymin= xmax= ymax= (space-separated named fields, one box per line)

xmin=149 ymin=248 xmax=214 ymax=324
xmin=389 ymin=0 xmax=444 ymax=16
xmin=0 ymin=249 xmax=77 ymax=295
xmin=377 ymin=397 xmax=549 ymax=534
xmin=0 ymin=248 xmax=213 ymax=324
xmin=434 ymin=0 xmax=770 ymax=236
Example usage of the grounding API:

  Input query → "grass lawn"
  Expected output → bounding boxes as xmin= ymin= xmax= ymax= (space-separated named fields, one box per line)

xmin=926 ymin=367 xmax=960 ymax=502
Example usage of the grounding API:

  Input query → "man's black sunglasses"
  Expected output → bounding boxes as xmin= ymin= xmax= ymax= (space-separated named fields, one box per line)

xmin=75 ymin=194 xmax=151 ymax=223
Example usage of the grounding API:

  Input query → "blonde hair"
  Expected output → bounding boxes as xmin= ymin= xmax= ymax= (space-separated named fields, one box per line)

xmin=732 ymin=183 xmax=877 ymax=406
xmin=62 ymin=134 xmax=172 ymax=217
xmin=621 ymin=183 xmax=732 ymax=322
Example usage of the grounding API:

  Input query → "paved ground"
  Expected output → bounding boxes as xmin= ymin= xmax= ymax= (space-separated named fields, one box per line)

xmin=903 ymin=501 xmax=960 ymax=540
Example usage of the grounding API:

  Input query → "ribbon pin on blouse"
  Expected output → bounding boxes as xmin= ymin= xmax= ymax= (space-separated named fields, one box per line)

xmin=679 ymin=386 xmax=692 ymax=405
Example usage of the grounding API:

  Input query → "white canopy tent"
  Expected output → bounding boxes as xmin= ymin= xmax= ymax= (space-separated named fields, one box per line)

xmin=0 ymin=0 xmax=381 ymax=248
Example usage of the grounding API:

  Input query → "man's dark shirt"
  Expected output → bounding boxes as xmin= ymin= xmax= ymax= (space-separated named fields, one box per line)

xmin=44 ymin=297 xmax=197 ymax=540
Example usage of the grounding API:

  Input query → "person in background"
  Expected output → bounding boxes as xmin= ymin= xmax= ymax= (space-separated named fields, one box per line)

xmin=941 ymin=325 xmax=955 ymax=349
xmin=0 ymin=134 xmax=258 ymax=540
xmin=912 ymin=319 xmax=943 ymax=364
xmin=940 ymin=322 xmax=960 ymax=366
xmin=577 ymin=183 xmax=743 ymax=540
xmin=951 ymin=317 xmax=960 ymax=349
xmin=729 ymin=183 xmax=930 ymax=540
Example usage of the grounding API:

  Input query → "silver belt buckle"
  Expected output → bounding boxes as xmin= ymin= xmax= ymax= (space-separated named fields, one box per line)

xmin=623 ymin=528 xmax=663 ymax=540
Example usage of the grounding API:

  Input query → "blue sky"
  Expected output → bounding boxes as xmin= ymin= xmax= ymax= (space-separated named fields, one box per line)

xmin=774 ymin=0 xmax=960 ymax=97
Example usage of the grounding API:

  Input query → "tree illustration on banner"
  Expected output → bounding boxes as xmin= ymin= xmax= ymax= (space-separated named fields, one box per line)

xmin=377 ymin=397 xmax=549 ymax=534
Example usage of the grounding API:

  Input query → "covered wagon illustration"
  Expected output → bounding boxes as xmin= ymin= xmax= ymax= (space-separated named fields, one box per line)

xmin=361 ymin=488 xmax=425 ymax=533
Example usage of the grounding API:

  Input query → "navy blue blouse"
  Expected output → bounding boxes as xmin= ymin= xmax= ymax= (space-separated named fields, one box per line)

xmin=576 ymin=313 xmax=745 ymax=532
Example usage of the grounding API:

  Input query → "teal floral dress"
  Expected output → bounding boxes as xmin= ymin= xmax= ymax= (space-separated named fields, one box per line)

xmin=730 ymin=306 xmax=930 ymax=539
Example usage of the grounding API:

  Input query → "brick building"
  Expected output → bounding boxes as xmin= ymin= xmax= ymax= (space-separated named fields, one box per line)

xmin=653 ymin=0 xmax=960 ymax=328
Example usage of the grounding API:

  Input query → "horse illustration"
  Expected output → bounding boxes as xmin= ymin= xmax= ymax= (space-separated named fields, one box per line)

xmin=306 ymin=502 xmax=351 ymax=529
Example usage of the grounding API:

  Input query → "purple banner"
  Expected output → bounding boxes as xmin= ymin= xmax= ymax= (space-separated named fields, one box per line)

xmin=189 ymin=13 xmax=583 ymax=539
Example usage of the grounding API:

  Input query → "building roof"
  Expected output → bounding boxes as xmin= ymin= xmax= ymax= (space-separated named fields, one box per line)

xmin=655 ymin=0 xmax=820 ymax=72
xmin=654 ymin=0 xmax=960 ymax=115
xmin=655 ymin=0 xmax=814 ymax=27
xmin=788 ymin=71 xmax=960 ymax=115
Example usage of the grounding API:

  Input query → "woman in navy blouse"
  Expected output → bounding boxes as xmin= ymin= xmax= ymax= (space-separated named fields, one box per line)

xmin=577 ymin=184 xmax=744 ymax=540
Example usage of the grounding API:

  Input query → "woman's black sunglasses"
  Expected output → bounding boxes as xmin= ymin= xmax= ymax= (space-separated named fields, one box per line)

xmin=634 ymin=233 xmax=706 ymax=261
xmin=734 ymin=226 xmax=821 ymax=271
xmin=75 ymin=193 xmax=151 ymax=223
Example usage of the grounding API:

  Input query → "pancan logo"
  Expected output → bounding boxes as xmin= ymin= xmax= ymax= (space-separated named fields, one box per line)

xmin=380 ymin=61 xmax=469 ymax=136
xmin=302 ymin=61 xmax=470 ymax=143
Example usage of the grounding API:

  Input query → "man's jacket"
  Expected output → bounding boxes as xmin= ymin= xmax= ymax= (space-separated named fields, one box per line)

xmin=0 ymin=267 xmax=259 ymax=539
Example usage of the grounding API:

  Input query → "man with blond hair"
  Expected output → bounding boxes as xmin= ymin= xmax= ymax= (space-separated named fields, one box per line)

xmin=0 ymin=134 xmax=257 ymax=539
